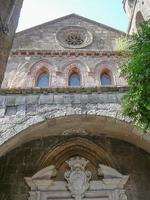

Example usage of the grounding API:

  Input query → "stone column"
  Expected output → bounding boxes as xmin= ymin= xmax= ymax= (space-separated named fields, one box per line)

xmin=0 ymin=0 xmax=23 ymax=86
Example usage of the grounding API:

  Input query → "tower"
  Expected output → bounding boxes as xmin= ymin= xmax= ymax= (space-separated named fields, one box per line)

xmin=0 ymin=0 xmax=23 ymax=86
xmin=123 ymin=0 xmax=150 ymax=33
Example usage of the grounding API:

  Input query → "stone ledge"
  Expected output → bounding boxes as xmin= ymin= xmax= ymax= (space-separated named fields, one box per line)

xmin=0 ymin=86 xmax=128 ymax=95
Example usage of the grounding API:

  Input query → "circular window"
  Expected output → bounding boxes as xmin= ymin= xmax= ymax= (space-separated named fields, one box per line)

xmin=65 ymin=32 xmax=84 ymax=46
xmin=56 ymin=26 xmax=93 ymax=49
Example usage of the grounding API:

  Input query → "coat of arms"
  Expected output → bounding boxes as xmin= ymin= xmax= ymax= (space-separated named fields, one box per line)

xmin=65 ymin=157 xmax=91 ymax=200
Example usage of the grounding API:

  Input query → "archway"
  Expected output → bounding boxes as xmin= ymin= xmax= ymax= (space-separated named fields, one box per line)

xmin=1 ymin=115 xmax=150 ymax=157
xmin=0 ymin=116 xmax=150 ymax=199
xmin=136 ymin=11 xmax=145 ymax=30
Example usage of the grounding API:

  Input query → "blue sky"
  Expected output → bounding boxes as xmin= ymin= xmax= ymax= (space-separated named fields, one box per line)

xmin=17 ymin=0 xmax=128 ymax=32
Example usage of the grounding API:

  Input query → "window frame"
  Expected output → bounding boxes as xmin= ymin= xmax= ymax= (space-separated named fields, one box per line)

xmin=68 ymin=67 xmax=81 ymax=87
xmin=100 ymin=69 xmax=113 ymax=86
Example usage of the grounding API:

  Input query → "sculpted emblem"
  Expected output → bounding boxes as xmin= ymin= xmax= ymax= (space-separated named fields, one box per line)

xmin=65 ymin=157 xmax=91 ymax=200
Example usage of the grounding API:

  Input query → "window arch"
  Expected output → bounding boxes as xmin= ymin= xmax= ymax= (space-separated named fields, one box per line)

xmin=36 ymin=72 xmax=49 ymax=88
xmin=68 ymin=67 xmax=80 ymax=86
xmin=128 ymin=0 xmax=134 ymax=9
xmin=100 ymin=70 xmax=112 ymax=86
xmin=136 ymin=11 xmax=145 ymax=30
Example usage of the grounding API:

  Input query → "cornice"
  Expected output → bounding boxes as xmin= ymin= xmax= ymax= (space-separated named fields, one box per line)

xmin=0 ymin=86 xmax=128 ymax=95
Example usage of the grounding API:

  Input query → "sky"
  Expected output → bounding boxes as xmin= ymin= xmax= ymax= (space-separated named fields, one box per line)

xmin=17 ymin=0 xmax=128 ymax=32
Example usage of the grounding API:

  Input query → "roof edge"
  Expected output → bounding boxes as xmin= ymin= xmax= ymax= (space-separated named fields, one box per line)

xmin=16 ymin=13 xmax=126 ymax=36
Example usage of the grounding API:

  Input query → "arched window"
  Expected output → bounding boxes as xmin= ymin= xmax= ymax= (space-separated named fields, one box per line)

xmin=36 ymin=73 xmax=49 ymax=88
xmin=136 ymin=11 xmax=145 ymax=30
xmin=100 ymin=72 xmax=112 ymax=85
xmin=68 ymin=67 xmax=80 ymax=86
xmin=128 ymin=0 xmax=134 ymax=9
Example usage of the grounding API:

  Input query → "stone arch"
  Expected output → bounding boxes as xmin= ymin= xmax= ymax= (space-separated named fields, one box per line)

xmin=100 ymin=68 xmax=113 ymax=85
xmin=136 ymin=11 xmax=145 ymax=30
xmin=3 ymin=62 xmax=30 ymax=88
xmin=27 ymin=60 xmax=54 ymax=87
xmin=35 ymin=66 xmax=49 ymax=87
xmin=68 ymin=67 xmax=81 ymax=86
xmin=0 ymin=115 xmax=150 ymax=157
xmin=37 ymin=137 xmax=117 ymax=170
xmin=62 ymin=60 xmax=90 ymax=87
xmin=95 ymin=61 xmax=116 ymax=85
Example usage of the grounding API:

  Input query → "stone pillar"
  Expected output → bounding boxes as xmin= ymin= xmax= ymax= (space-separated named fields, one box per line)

xmin=0 ymin=0 xmax=23 ymax=86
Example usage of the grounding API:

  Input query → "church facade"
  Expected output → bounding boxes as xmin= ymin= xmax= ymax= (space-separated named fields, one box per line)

xmin=0 ymin=12 xmax=150 ymax=200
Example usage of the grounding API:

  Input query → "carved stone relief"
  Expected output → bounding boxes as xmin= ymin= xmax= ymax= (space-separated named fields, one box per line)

xmin=65 ymin=157 xmax=91 ymax=200
xmin=25 ymin=157 xmax=129 ymax=200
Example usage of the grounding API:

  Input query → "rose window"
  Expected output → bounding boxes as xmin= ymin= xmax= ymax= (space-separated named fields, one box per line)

xmin=65 ymin=32 xmax=84 ymax=46
xmin=56 ymin=26 xmax=93 ymax=49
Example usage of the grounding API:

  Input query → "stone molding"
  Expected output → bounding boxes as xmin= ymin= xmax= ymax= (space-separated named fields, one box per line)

xmin=0 ymin=86 xmax=128 ymax=95
xmin=25 ymin=165 xmax=56 ymax=191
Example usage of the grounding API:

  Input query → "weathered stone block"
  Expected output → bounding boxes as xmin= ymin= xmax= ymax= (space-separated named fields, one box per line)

xmin=88 ymin=93 xmax=99 ymax=104
xmin=63 ymin=95 xmax=74 ymax=104
xmin=54 ymin=94 xmax=64 ymax=104
xmin=98 ymin=93 xmax=117 ymax=103
xmin=5 ymin=106 xmax=17 ymax=116
xmin=26 ymin=104 xmax=37 ymax=114
xmin=15 ymin=96 xmax=26 ymax=105
xmin=72 ymin=94 xmax=81 ymax=104
xmin=17 ymin=105 xmax=26 ymax=115
xmin=0 ymin=96 xmax=6 ymax=106
xmin=81 ymin=94 xmax=88 ymax=104
xmin=0 ymin=107 xmax=5 ymax=117
xmin=6 ymin=95 xmax=16 ymax=106
xmin=26 ymin=95 xmax=39 ymax=105
xmin=39 ymin=94 xmax=54 ymax=104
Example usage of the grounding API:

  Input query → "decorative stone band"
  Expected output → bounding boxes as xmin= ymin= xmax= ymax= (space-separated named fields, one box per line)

xmin=10 ymin=50 xmax=121 ymax=57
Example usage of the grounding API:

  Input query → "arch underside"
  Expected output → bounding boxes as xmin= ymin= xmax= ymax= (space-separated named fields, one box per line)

xmin=1 ymin=115 xmax=150 ymax=200
xmin=0 ymin=114 xmax=150 ymax=157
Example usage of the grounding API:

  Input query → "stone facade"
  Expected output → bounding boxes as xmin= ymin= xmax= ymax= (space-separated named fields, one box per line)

xmin=1 ymin=134 xmax=150 ymax=200
xmin=2 ymin=52 xmax=126 ymax=88
xmin=123 ymin=0 xmax=150 ymax=33
xmin=0 ymin=13 xmax=150 ymax=200
xmin=0 ymin=0 xmax=23 ymax=86
xmin=2 ymin=14 xmax=126 ymax=89
xmin=11 ymin=14 xmax=125 ymax=51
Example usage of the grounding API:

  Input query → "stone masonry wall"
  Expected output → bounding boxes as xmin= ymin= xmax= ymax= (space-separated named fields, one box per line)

xmin=0 ymin=87 xmax=150 ymax=156
xmin=0 ymin=135 xmax=150 ymax=200
xmin=123 ymin=0 xmax=150 ymax=33
xmin=12 ymin=14 xmax=125 ymax=51
xmin=0 ymin=87 xmax=128 ymax=148
xmin=2 ymin=54 xmax=127 ymax=88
